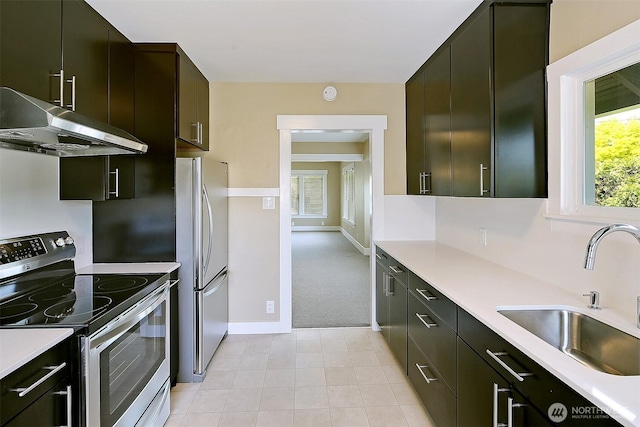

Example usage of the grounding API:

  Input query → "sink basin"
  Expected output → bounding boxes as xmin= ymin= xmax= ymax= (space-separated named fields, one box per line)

xmin=497 ymin=307 xmax=640 ymax=376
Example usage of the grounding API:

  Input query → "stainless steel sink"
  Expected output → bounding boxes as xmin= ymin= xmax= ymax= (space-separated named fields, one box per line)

xmin=497 ymin=307 xmax=640 ymax=376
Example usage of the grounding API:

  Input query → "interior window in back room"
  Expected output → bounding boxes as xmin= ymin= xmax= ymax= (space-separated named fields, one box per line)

xmin=585 ymin=62 xmax=640 ymax=208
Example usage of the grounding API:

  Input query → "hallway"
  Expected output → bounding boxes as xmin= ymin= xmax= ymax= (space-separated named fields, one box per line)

xmin=292 ymin=231 xmax=370 ymax=328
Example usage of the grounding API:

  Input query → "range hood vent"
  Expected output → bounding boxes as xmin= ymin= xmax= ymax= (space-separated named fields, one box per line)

xmin=0 ymin=87 xmax=148 ymax=157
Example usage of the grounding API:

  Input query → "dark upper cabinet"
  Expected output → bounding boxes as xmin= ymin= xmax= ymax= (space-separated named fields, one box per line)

xmin=60 ymin=156 xmax=135 ymax=201
xmin=178 ymin=54 xmax=210 ymax=150
xmin=107 ymin=28 xmax=135 ymax=135
xmin=450 ymin=8 xmax=492 ymax=197
xmin=405 ymin=1 xmax=550 ymax=198
xmin=405 ymin=68 xmax=426 ymax=195
xmin=424 ymin=46 xmax=452 ymax=196
xmin=0 ymin=0 xmax=62 ymax=103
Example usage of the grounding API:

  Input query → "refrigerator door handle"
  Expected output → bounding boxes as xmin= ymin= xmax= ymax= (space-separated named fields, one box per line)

xmin=202 ymin=183 xmax=214 ymax=278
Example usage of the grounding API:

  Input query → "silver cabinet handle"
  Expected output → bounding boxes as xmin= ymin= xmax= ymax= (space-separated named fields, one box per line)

xmin=415 ymin=288 xmax=437 ymax=302
xmin=507 ymin=397 xmax=526 ymax=427
xmin=423 ymin=172 xmax=432 ymax=194
xmin=13 ymin=362 xmax=66 ymax=398
xmin=198 ymin=122 xmax=203 ymax=144
xmin=54 ymin=384 xmax=73 ymax=427
xmin=66 ymin=75 xmax=76 ymax=111
xmin=389 ymin=265 xmax=404 ymax=275
xmin=109 ymin=167 xmax=120 ymax=198
xmin=51 ymin=69 xmax=64 ymax=106
xmin=387 ymin=274 xmax=394 ymax=296
xmin=485 ymin=350 xmax=532 ymax=382
xmin=415 ymin=312 xmax=438 ymax=328
xmin=480 ymin=163 xmax=489 ymax=196
xmin=375 ymin=253 xmax=382 ymax=261
xmin=493 ymin=383 xmax=509 ymax=427
xmin=415 ymin=363 xmax=437 ymax=384
xmin=419 ymin=172 xmax=424 ymax=194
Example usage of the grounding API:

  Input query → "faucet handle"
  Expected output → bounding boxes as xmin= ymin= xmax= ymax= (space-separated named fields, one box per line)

xmin=583 ymin=291 xmax=600 ymax=310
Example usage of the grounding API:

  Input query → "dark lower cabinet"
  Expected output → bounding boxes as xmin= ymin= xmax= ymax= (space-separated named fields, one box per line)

xmin=0 ymin=338 xmax=73 ymax=427
xmin=458 ymin=337 xmax=550 ymax=427
xmin=407 ymin=336 xmax=456 ymax=426
xmin=375 ymin=248 xmax=407 ymax=374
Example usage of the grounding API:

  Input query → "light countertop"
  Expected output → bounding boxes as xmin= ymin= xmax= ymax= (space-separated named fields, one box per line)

xmin=0 ymin=328 xmax=74 ymax=379
xmin=376 ymin=240 xmax=640 ymax=427
xmin=76 ymin=262 xmax=180 ymax=275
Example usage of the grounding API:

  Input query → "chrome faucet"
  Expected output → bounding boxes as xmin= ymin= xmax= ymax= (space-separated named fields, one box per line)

xmin=583 ymin=223 xmax=640 ymax=326
xmin=584 ymin=223 xmax=640 ymax=270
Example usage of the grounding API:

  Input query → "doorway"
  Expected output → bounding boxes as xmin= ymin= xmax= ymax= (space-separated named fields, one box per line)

xmin=277 ymin=115 xmax=388 ymax=333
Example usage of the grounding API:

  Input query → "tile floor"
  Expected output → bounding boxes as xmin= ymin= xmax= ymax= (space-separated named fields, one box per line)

xmin=165 ymin=327 xmax=437 ymax=427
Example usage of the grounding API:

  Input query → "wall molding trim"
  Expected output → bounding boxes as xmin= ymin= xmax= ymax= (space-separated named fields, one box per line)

xmin=340 ymin=228 xmax=370 ymax=256
xmin=292 ymin=226 xmax=341 ymax=232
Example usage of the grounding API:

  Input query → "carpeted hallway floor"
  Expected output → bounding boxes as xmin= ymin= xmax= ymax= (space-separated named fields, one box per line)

xmin=292 ymin=232 xmax=370 ymax=328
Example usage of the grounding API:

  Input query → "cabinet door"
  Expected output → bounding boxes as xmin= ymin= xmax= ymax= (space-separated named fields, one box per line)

xmin=196 ymin=73 xmax=210 ymax=150
xmin=458 ymin=338 xmax=551 ymax=427
xmin=62 ymin=0 xmax=109 ymax=123
xmin=3 ymin=379 xmax=71 ymax=427
xmin=424 ymin=46 xmax=452 ymax=196
xmin=388 ymin=278 xmax=407 ymax=373
xmin=108 ymin=28 xmax=135 ymax=134
xmin=450 ymin=8 xmax=492 ymax=197
xmin=405 ymin=70 xmax=426 ymax=195
xmin=375 ymin=260 xmax=389 ymax=332
xmin=493 ymin=4 xmax=548 ymax=198
xmin=178 ymin=55 xmax=199 ymax=145
xmin=59 ymin=156 xmax=134 ymax=201
xmin=0 ymin=0 xmax=62 ymax=103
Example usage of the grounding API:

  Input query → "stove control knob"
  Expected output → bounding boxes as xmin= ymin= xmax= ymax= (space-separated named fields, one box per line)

xmin=65 ymin=237 xmax=74 ymax=246
xmin=55 ymin=238 xmax=66 ymax=247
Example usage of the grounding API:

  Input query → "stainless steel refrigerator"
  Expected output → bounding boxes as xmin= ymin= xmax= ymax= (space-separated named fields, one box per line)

xmin=176 ymin=156 xmax=228 ymax=383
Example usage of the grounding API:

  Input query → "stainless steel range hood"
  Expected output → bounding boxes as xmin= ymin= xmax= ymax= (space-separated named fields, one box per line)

xmin=0 ymin=87 xmax=148 ymax=157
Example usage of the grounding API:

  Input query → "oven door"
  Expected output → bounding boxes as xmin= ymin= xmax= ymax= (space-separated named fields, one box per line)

xmin=83 ymin=281 xmax=169 ymax=427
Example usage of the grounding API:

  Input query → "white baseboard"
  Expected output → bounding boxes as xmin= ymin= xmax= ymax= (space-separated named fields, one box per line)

xmin=228 ymin=321 xmax=291 ymax=335
xmin=292 ymin=226 xmax=341 ymax=232
xmin=340 ymin=229 xmax=370 ymax=256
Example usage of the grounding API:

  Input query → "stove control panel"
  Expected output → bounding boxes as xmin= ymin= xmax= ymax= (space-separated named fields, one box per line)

xmin=0 ymin=231 xmax=76 ymax=280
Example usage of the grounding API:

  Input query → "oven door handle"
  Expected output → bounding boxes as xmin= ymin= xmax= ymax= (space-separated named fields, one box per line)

xmin=90 ymin=281 xmax=169 ymax=350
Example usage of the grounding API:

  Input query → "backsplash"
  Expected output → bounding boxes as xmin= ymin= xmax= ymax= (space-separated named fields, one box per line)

xmin=0 ymin=149 xmax=93 ymax=267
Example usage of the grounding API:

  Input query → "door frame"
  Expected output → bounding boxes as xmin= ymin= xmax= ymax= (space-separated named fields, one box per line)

xmin=277 ymin=115 xmax=388 ymax=332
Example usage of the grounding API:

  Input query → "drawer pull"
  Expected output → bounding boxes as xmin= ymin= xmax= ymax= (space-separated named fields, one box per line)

xmin=389 ymin=265 xmax=404 ymax=274
xmin=416 ymin=288 xmax=438 ymax=301
xmin=415 ymin=313 xmax=438 ymax=328
xmin=54 ymin=384 xmax=73 ymax=427
xmin=415 ymin=363 xmax=437 ymax=384
xmin=375 ymin=253 xmax=382 ymax=261
xmin=13 ymin=362 xmax=66 ymax=398
xmin=485 ymin=350 xmax=532 ymax=382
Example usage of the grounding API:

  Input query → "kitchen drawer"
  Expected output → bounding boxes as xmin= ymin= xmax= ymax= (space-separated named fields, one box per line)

xmin=0 ymin=338 xmax=71 ymax=425
xmin=409 ymin=271 xmax=457 ymax=330
xmin=407 ymin=336 xmax=456 ymax=427
xmin=458 ymin=308 xmax=622 ymax=426
xmin=408 ymin=292 xmax=456 ymax=393
xmin=388 ymin=259 xmax=408 ymax=287
xmin=375 ymin=247 xmax=390 ymax=269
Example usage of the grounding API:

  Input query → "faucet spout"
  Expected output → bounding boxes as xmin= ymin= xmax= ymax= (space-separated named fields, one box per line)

xmin=584 ymin=224 xmax=640 ymax=270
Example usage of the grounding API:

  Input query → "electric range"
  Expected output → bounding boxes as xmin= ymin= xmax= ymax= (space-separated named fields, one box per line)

xmin=0 ymin=231 xmax=171 ymax=426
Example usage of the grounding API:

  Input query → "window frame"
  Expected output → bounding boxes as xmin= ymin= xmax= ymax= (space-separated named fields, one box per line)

xmin=342 ymin=163 xmax=356 ymax=226
xmin=290 ymin=169 xmax=328 ymax=218
xmin=546 ymin=21 xmax=640 ymax=225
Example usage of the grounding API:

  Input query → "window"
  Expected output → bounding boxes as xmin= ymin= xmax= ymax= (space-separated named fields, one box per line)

xmin=546 ymin=21 xmax=640 ymax=224
xmin=584 ymin=62 xmax=640 ymax=208
xmin=342 ymin=164 xmax=355 ymax=225
xmin=291 ymin=170 xmax=327 ymax=217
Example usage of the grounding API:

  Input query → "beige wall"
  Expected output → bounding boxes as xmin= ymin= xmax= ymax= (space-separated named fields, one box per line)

xmin=208 ymin=83 xmax=403 ymax=324
xmin=291 ymin=162 xmax=341 ymax=227
xmin=549 ymin=0 xmax=640 ymax=62
xmin=341 ymin=159 xmax=371 ymax=250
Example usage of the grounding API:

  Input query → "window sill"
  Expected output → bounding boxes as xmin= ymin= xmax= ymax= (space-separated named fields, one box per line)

xmin=543 ymin=212 xmax=640 ymax=227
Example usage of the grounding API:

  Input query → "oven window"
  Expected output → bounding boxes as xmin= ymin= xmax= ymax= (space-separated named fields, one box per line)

xmin=100 ymin=302 xmax=166 ymax=425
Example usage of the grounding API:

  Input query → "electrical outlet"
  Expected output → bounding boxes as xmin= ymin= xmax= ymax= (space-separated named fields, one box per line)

xmin=266 ymin=300 xmax=275 ymax=314
xmin=479 ymin=228 xmax=487 ymax=246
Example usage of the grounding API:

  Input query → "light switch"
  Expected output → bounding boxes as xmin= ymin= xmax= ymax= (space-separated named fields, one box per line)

xmin=263 ymin=196 xmax=275 ymax=210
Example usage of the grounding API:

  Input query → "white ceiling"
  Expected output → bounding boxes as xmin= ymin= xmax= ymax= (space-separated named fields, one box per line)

xmin=86 ymin=0 xmax=483 ymax=84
